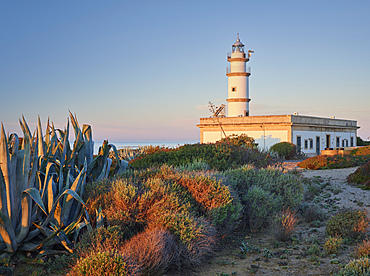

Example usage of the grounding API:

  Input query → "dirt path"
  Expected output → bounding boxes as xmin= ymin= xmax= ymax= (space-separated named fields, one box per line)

xmin=165 ymin=166 xmax=370 ymax=276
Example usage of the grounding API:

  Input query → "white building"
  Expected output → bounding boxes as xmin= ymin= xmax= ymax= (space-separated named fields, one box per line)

xmin=197 ymin=36 xmax=359 ymax=156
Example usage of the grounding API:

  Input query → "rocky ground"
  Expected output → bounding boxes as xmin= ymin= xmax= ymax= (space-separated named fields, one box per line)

xmin=166 ymin=164 xmax=370 ymax=276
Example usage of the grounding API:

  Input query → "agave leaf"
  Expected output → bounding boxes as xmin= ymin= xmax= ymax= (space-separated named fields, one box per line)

xmin=82 ymin=124 xmax=93 ymax=165
xmin=47 ymin=177 xmax=54 ymax=214
xmin=62 ymin=161 xmax=87 ymax=225
xmin=0 ymin=211 xmax=17 ymax=253
xmin=69 ymin=111 xmax=81 ymax=142
xmin=37 ymin=116 xmax=44 ymax=158
xmin=60 ymin=121 xmax=69 ymax=169
xmin=27 ymin=224 xmax=62 ymax=251
xmin=0 ymin=124 xmax=13 ymax=222
xmin=0 ymin=167 xmax=9 ymax=222
xmin=43 ymin=189 xmax=86 ymax=228
xmin=109 ymin=144 xmax=128 ymax=174
xmin=23 ymin=188 xmax=47 ymax=216
xmin=40 ymin=162 xmax=54 ymax=202
xmin=19 ymin=116 xmax=32 ymax=148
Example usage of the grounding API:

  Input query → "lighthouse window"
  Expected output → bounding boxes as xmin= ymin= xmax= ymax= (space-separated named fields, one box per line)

xmin=231 ymin=87 xmax=236 ymax=92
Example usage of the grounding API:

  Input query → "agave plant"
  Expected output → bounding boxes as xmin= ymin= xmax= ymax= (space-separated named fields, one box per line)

xmin=0 ymin=113 xmax=127 ymax=254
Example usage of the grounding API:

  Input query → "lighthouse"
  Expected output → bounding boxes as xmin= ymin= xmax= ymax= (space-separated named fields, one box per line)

xmin=226 ymin=34 xmax=253 ymax=117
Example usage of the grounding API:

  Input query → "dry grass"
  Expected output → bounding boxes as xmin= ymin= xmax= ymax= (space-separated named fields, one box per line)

xmin=272 ymin=208 xmax=298 ymax=242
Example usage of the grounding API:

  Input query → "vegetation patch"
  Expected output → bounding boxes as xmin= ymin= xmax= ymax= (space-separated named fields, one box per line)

xmin=129 ymin=142 xmax=273 ymax=171
xmin=347 ymin=161 xmax=370 ymax=190
xmin=325 ymin=209 xmax=369 ymax=240
xmin=298 ymin=155 xmax=370 ymax=170
xmin=270 ymin=142 xmax=297 ymax=160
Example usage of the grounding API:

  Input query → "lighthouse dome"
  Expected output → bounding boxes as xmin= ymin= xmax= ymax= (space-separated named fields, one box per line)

xmin=233 ymin=38 xmax=244 ymax=47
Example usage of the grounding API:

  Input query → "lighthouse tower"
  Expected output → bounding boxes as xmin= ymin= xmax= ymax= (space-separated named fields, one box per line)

xmin=226 ymin=35 xmax=253 ymax=117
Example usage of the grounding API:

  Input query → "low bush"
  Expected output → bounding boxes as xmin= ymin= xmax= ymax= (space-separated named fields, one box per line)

xmin=219 ymin=133 xmax=257 ymax=148
xmin=270 ymin=142 xmax=296 ymax=160
xmin=336 ymin=257 xmax=370 ymax=276
xmin=326 ymin=210 xmax=370 ymax=240
xmin=120 ymin=228 xmax=174 ymax=276
xmin=129 ymin=142 xmax=273 ymax=171
xmin=221 ymin=165 xmax=303 ymax=231
xmin=298 ymin=155 xmax=370 ymax=170
xmin=69 ymin=251 xmax=134 ymax=276
xmin=324 ymin=235 xmax=343 ymax=255
xmin=246 ymin=186 xmax=280 ymax=232
xmin=76 ymin=226 xmax=127 ymax=258
xmin=272 ymin=208 xmax=298 ymax=242
xmin=348 ymin=161 xmax=370 ymax=190
xmin=355 ymin=238 xmax=370 ymax=259
xmin=351 ymin=145 xmax=370 ymax=156
xmin=300 ymin=203 xmax=325 ymax=223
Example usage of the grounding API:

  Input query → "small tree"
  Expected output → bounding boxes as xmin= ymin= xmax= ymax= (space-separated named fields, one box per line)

xmin=270 ymin=142 xmax=296 ymax=160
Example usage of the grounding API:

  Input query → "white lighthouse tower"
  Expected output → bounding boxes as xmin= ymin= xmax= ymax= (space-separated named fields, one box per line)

xmin=226 ymin=34 xmax=253 ymax=117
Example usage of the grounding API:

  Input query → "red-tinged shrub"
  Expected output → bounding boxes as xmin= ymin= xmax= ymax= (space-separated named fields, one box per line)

xmin=355 ymin=238 xmax=370 ymax=258
xmin=298 ymin=155 xmax=370 ymax=170
xmin=351 ymin=145 xmax=370 ymax=156
xmin=120 ymin=228 xmax=175 ymax=276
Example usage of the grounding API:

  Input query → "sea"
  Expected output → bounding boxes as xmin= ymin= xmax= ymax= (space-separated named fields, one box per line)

xmin=92 ymin=141 xmax=199 ymax=154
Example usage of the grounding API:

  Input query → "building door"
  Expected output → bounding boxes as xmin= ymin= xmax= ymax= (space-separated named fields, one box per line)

xmin=297 ymin=136 xmax=301 ymax=153
xmin=326 ymin=134 xmax=331 ymax=149
xmin=316 ymin=136 xmax=320 ymax=155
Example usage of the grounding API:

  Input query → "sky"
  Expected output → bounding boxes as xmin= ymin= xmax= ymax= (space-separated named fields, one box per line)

xmin=1 ymin=0 xmax=370 ymax=143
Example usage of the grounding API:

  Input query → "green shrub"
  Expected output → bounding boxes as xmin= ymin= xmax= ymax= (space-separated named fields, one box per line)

xmin=307 ymin=244 xmax=321 ymax=255
xmin=70 ymin=251 xmax=131 ymax=276
xmin=336 ymin=258 xmax=370 ymax=276
xmin=270 ymin=142 xmax=296 ymax=159
xmin=300 ymin=203 xmax=325 ymax=223
xmin=245 ymin=186 xmax=281 ymax=232
xmin=177 ymin=158 xmax=210 ymax=171
xmin=348 ymin=161 xmax=370 ymax=190
xmin=129 ymin=142 xmax=272 ymax=171
xmin=326 ymin=210 xmax=370 ymax=240
xmin=222 ymin=165 xmax=256 ymax=198
xmin=324 ymin=235 xmax=343 ymax=254
xmin=253 ymin=168 xmax=304 ymax=209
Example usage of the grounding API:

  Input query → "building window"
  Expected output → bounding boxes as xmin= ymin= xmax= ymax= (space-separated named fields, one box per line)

xmin=309 ymin=139 xmax=313 ymax=149
xmin=342 ymin=139 xmax=345 ymax=147
xmin=296 ymin=136 xmax=301 ymax=153
xmin=346 ymin=139 xmax=349 ymax=147
xmin=304 ymin=140 xmax=308 ymax=149
xmin=231 ymin=87 xmax=236 ymax=92
xmin=336 ymin=137 xmax=340 ymax=147
xmin=350 ymin=137 xmax=354 ymax=147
